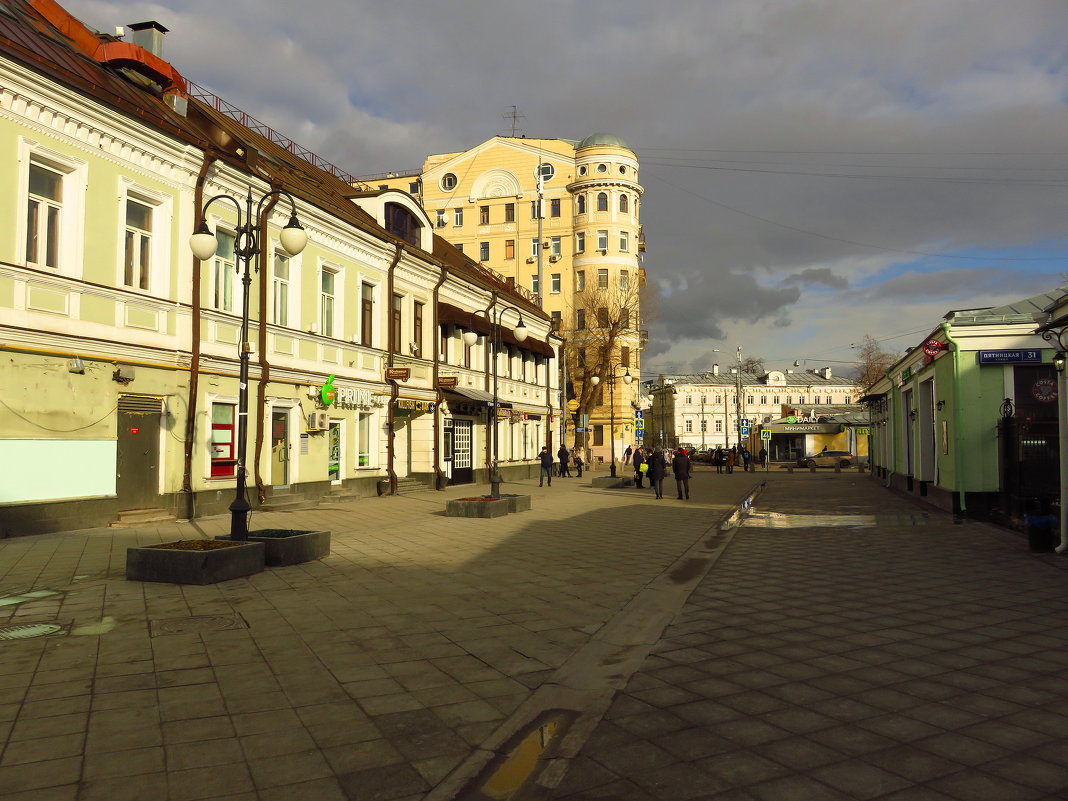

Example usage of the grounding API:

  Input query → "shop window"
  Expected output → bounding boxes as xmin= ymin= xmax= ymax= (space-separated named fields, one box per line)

xmin=210 ymin=403 xmax=236 ymax=477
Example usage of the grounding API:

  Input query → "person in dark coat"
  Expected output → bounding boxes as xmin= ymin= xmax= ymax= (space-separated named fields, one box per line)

xmin=673 ymin=447 xmax=693 ymax=499
xmin=649 ymin=448 xmax=667 ymax=499
xmin=573 ymin=449 xmax=584 ymax=477
xmin=713 ymin=447 xmax=724 ymax=474
xmin=557 ymin=445 xmax=571 ymax=477
xmin=538 ymin=446 xmax=554 ymax=487
xmin=741 ymin=447 xmax=751 ymax=472
xmin=632 ymin=447 xmax=646 ymax=488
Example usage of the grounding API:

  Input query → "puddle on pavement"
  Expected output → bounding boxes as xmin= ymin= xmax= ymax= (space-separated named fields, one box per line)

xmin=0 ymin=590 xmax=62 ymax=608
xmin=742 ymin=511 xmax=928 ymax=529
xmin=457 ymin=710 xmax=574 ymax=801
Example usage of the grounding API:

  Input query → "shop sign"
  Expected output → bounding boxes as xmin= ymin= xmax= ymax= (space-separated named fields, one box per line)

xmin=312 ymin=382 xmax=374 ymax=410
xmin=784 ymin=415 xmax=825 ymax=424
xmin=1032 ymin=378 xmax=1057 ymax=403
xmin=978 ymin=349 xmax=1042 ymax=365
xmin=525 ymin=413 xmax=542 ymax=420
xmin=437 ymin=376 xmax=458 ymax=387
xmin=858 ymin=427 xmax=871 ymax=435
xmin=385 ymin=367 xmax=410 ymax=381
xmin=922 ymin=339 xmax=944 ymax=357
xmin=395 ymin=399 xmax=435 ymax=413
xmin=900 ymin=367 xmax=913 ymax=383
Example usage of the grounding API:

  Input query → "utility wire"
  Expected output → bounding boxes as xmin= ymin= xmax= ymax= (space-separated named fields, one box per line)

xmin=644 ymin=171 xmax=1066 ymax=262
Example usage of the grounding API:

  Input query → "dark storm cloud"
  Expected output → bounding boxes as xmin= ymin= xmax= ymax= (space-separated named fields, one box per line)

xmin=783 ymin=268 xmax=850 ymax=289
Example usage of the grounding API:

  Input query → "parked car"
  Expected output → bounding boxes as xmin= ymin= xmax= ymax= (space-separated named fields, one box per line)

xmin=797 ymin=450 xmax=856 ymax=468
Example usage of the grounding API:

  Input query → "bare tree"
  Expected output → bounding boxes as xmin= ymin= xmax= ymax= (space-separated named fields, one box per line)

xmin=740 ymin=355 xmax=766 ymax=375
xmin=853 ymin=334 xmax=898 ymax=389
xmin=560 ymin=278 xmax=644 ymax=432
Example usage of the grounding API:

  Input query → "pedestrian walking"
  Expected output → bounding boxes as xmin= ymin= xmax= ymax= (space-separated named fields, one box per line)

xmin=741 ymin=447 xmax=751 ymax=472
xmin=758 ymin=446 xmax=768 ymax=470
xmin=573 ymin=450 xmax=584 ymax=477
xmin=713 ymin=447 xmax=724 ymax=474
xmin=623 ymin=445 xmax=633 ymax=469
xmin=557 ymin=445 xmax=571 ymax=477
xmin=673 ymin=447 xmax=692 ymax=499
xmin=632 ymin=447 xmax=646 ymax=488
xmin=649 ymin=448 xmax=667 ymax=499
xmin=726 ymin=446 xmax=736 ymax=474
xmin=538 ymin=446 xmax=554 ymax=486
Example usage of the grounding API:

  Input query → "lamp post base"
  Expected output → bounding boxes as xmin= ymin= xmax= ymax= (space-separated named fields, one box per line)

xmin=229 ymin=476 xmax=251 ymax=541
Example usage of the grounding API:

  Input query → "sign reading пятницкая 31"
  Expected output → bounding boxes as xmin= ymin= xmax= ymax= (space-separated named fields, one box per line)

xmin=977 ymin=349 xmax=1042 ymax=365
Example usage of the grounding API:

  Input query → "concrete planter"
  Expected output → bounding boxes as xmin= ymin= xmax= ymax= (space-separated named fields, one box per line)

xmin=592 ymin=476 xmax=628 ymax=489
xmin=494 ymin=494 xmax=531 ymax=513
xmin=126 ymin=540 xmax=265 ymax=585
xmin=219 ymin=530 xmax=331 ymax=567
xmin=445 ymin=498 xmax=511 ymax=518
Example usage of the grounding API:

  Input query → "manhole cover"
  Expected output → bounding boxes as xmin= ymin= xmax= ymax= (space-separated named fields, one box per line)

xmin=0 ymin=623 xmax=67 ymax=641
xmin=150 ymin=614 xmax=247 ymax=637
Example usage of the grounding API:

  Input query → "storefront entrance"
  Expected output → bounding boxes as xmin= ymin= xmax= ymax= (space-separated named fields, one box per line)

xmin=271 ymin=410 xmax=289 ymax=487
xmin=116 ymin=395 xmax=161 ymax=508
xmin=448 ymin=418 xmax=473 ymax=484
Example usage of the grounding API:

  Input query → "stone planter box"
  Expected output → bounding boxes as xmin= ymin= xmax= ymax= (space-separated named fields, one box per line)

xmin=445 ymin=497 xmax=511 ymax=518
xmin=126 ymin=540 xmax=265 ymax=585
xmin=592 ymin=476 xmax=628 ymax=489
xmin=219 ymin=530 xmax=331 ymax=567
xmin=494 ymin=494 xmax=531 ymax=513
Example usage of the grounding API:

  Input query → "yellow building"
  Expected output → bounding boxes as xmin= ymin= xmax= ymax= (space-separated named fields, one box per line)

xmin=377 ymin=134 xmax=645 ymax=461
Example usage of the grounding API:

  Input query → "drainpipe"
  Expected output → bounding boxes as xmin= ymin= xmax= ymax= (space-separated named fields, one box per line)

xmin=385 ymin=243 xmax=403 ymax=494
xmin=1057 ymin=354 xmax=1068 ymax=552
xmin=431 ymin=264 xmax=447 ymax=490
xmin=181 ymin=154 xmax=217 ymax=521
xmin=940 ymin=321 xmax=967 ymax=515
xmin=883 ymin=367 xmax=895 ymax=488
xmin=252 ymin=192 xmax=279 ymax=504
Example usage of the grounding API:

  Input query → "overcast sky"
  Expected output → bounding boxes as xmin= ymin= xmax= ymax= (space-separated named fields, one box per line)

xmin=64 ymin=0 xmax=1068 ymax=380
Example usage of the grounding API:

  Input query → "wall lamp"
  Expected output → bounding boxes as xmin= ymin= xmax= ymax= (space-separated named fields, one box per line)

xmin=908 ymin=409 xmax=918 ymax=421
xmin=935 ymin=400 xmax=945 ymax=411
xmin=1055 ymin=352 xmax=1066 ymax=373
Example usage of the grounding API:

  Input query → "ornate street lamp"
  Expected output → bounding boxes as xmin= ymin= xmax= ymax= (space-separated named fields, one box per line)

xmin=189 ymin=188 xmax=307 ymax=540
xmin=590 ymin=361 xmax=633 ymax=478
xmin=463 ymin=304 xmax=528 ymax=497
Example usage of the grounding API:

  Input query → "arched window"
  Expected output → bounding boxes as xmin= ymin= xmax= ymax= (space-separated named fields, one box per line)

xmin=577 ymin=194 xmax=586 ymax=214
xmin=597 ymin=192 xmax=608 ymax=212
xmin=619 ymin=194 xmax=629 ymax=213
xmin=384 ymin=203 xmax=420 ymax=247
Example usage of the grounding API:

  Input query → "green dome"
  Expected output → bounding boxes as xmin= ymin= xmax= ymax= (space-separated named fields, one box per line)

xmin=578 ymin=132 xmax=631 ymax=150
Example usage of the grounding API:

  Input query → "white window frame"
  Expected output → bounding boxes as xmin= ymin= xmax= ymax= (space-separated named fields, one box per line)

xmin=320 ymin=263 xmax=340 ymax=337
xmin=17 ymin=140 xmax=87 ymax=278
xmin=210 ymin=227 xmax=237 ymax=313
xmin=453 ymin=207 xmax=464 ymax=227
xmin=550 ymin=236 xmax=562 ymax=256
xmin=620 ymin=270 xmax=629 ymax=291
xmin=271 ymin=250 xmax=291 ymax=327
xmin=597 ymin=230 xmax=608 ymax=251
xmin=619 ymin=231 xmax=629 ymax=252
xmin=577 ymin=271 xmax=585 ymax=291
xmin=118 ymin=179 xmax=172 ymax=296
xmin=550 ymin=273 xmax=561 ymax=294
xmin=576 ymin=232 xmax=585 ymax=253
xmin=597 ymin=268 xmax=609 ymax=289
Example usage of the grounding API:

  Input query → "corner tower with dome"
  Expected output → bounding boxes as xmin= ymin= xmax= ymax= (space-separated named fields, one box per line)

xmin=374 ymin=133 xmax=646 ymax=459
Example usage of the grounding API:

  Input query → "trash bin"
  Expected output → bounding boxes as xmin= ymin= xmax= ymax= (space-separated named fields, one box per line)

xmin=1025 ymin=498 xmax=1057 ymax=553
xmin=376 ymin=479 xmax=391 ymax=497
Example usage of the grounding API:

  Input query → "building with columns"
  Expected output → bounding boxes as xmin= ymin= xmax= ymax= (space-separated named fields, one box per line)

xmin=375 ymin=134 xmax=645 ymax=462
xmin=646 ymin=366 xmax=863 ymax=459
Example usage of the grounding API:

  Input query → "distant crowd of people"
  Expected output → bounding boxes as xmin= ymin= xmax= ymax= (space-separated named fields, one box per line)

xmin=537 ymin=442 xmax=768 ymax=494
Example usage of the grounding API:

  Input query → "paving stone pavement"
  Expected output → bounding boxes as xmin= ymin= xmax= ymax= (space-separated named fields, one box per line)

xmin=3 ymin=467 xmax=1065 ymax=801
xmin=548 ymin=473 xmax=1068 ymax=801
xmin=0 ymin=463 xmax=756 ymax=801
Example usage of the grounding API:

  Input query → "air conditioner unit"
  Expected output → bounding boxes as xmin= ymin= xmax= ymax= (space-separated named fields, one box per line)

xmin=598 ymin=249 xmax=607 ymax=255
xmin=549 ymin=255 xmax=560 ymax=263
xmin=307 ymin=411 xmax=329 ymax=431
xmin=525 ymin=256 xmax=536 ymax=263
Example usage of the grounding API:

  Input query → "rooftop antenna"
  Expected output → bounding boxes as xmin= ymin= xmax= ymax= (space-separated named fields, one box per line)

xmin=502 ymin=105 xmax=526 ymax=137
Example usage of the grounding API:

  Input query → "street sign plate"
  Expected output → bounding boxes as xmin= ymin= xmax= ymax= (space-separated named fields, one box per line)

xmin=635 ymin=419 xmax=645 ymax=429
xmin=634 ymin=410 xmax=643 ymax=418
xmin=567 ymin=399 xmax=580 ymax=412
xmin=740 ymin=419 xmax=749 ymax=427
xmin=760 ymin=430 xmax=772 ymax=441
xmin=740 ymin=427 xmax=750 ymax=436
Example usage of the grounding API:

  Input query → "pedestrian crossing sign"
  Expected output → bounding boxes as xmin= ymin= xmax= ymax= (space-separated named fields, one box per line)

xmin=760 ymin=430 xmax=772 ymax=441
